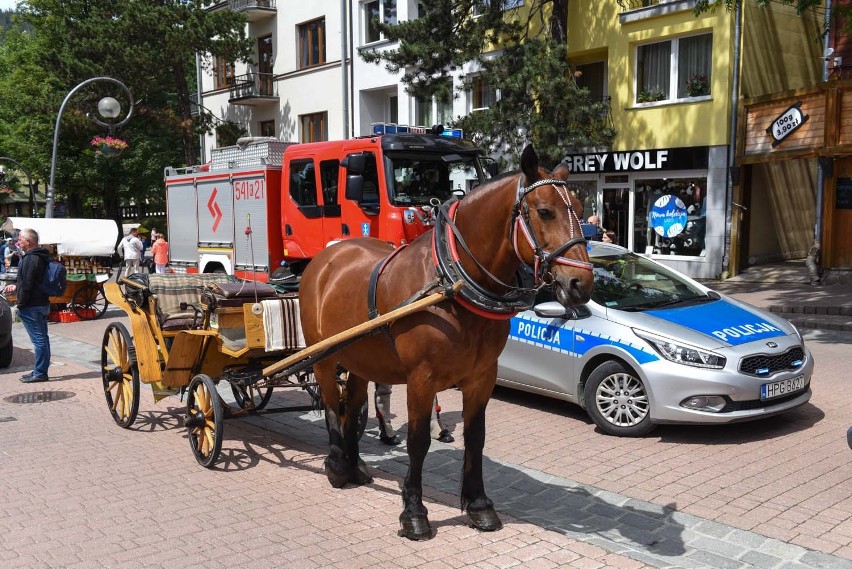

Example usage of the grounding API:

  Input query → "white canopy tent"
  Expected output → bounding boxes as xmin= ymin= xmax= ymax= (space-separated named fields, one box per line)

xmin=1 ymin=217 xmax=119 ymax=257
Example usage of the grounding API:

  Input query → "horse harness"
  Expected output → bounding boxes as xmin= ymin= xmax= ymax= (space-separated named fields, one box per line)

xmin=367 ymin=175 xmax=592 ymax=325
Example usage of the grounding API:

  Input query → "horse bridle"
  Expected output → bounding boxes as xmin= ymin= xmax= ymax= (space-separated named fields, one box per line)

xmin=509 ymin=177 xmax=593 ymax=286
xmin=432 ymin=176 xmax=592 ymax=317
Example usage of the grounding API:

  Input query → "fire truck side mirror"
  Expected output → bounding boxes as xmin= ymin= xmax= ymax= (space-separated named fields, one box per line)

xmin=345 ymin=174 xmax=365 ymax=202
xmin=342 ymin=153 xmax=366 ymax=174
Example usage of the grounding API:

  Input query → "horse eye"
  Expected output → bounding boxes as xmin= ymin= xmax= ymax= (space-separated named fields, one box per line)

xmin=536 ymin=208 xmax=555 ymax=220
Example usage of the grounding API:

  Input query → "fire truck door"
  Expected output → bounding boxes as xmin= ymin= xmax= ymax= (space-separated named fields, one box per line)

xmin=196 ymin=176 xmax=235 ymax=247
xmin=283 ymin=157 xmax=326 ymax=259
xmin=339 ymin=151 xmax=380 ymax=239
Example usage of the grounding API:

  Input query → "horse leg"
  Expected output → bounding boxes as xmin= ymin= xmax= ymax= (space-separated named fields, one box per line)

xmin=315 ymin=359 xmax=349 ymax=488
xmin=398 ymin=388 xmax=434 ymax=541
xmin=343 ymin=372 xmax=372 ymax=485
xmin=460 ymin=374 xmax=502 ymax=532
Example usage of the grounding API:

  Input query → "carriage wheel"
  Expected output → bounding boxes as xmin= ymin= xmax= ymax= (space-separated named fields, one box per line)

xmin=72 ymin=283 xmax=108 ymax=319
xmin=185 ymin=374 xmax=224 ymax=468
xmin=101 ymin=322 xmax=140 ymax=428
xmin=230 ymin=382 xmax=273 ymax=410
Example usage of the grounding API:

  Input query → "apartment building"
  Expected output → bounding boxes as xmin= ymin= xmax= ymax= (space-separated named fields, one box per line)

xmin=197 ymin=1 xmax=827 ymax=279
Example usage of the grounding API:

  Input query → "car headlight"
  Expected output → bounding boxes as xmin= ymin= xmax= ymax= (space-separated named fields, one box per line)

xmin=634 ymin=329 xmax=727 ymax=369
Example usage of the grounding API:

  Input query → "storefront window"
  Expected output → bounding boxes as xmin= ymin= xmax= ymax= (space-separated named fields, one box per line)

xmin=634 ymin=177 xmax=707 ymax=257
xmin=567 ymin=180 xmax=597 ymax=221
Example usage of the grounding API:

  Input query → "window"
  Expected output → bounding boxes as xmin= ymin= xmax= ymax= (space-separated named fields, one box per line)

xmin=471 ymin=75 xmax=498 ymax=111
xmin=633 ymin=177 xmax=707 ymax=257
xmin=388 ymin=95 xmax=398 ymax=123
xmin=300 ymin=112 xmax=327 ymax=142
xmin=364 ymin=0 xmax=397 ymax=44
xmin=575 ymin=61 xmax=606 ymax=101
xmin=298 ymin=18 xmax=326 ymax=69
xmin=289 ymin=159 xmax=317 ymax=207
xmin=417 ymin=78 xmax=452 ymax=126
xmin=319 ymin=160 xmax=340 ymax=208
xmin=260 ymin=120 xmax=275 ymax=137
xmin=636 ymin=33 xmax=712 ymax=104
xmin=213 ymin=57 xmax=235 ymax=90
xmin=473 ymin=0 xmax=524 ymax=15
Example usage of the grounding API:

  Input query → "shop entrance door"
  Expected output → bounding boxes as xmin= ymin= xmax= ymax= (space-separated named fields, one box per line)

xmin=602 ymin=186 xmax=629 ymax=248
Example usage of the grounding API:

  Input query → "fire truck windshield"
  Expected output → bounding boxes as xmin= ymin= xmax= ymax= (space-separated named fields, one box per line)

xmin=384 ymin=153 xmax=484 ymax=206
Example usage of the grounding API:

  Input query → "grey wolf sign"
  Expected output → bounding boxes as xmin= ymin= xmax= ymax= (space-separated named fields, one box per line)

xmin=564 ymin=146 xmax=708 ymax=173
xmin=766 ymin=101 xmax=809 ymax=148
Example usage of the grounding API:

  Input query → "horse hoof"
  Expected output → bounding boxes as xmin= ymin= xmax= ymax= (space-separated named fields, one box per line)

xmin=467 ymin=507 xmax=503 ymax=532
xmin=324 ymin=457 xmax=348 ymax=489
xmin=350 ymin=461 xmax=373 ymax=485
xmin=398 ymin=514 xmax=433 ymax=541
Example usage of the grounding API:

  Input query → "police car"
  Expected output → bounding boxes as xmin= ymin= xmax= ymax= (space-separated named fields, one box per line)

xmin=497 ymin=241 xmax=813 ymax=437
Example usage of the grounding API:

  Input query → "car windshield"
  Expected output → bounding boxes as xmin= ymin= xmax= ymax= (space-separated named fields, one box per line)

xmin=588 ymin=242 xmax=711 ymax=311
xmin=384 ymin=152 xmax=484 ymax=206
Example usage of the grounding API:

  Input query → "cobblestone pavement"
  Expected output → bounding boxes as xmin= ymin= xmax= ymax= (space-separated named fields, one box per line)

xmin=0 ymin=305 xmax=850 ymax=569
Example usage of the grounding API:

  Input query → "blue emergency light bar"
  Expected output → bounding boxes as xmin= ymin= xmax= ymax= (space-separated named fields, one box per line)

xmin=371 ymin=122 xmax=463 ymax=139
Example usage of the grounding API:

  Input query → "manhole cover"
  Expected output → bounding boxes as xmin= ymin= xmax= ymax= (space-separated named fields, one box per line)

xmin=4 ymin=391 xmax=76 ymax=404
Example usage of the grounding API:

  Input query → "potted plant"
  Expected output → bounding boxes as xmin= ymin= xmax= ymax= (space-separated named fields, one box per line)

xmin=685 ymin=74 xmax=710 ymax=97
xmin=637 ymin=90 xmax=665 ymax=104
xmin=91 ymin=135 xmax=129 ymax=157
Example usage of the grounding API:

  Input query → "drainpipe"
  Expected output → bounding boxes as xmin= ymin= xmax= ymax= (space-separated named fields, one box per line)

xmin=196 ymin=52 xmax=206 ymax=163
xmin=340 ymin=0 xmax=349 ymax=140
xmin=806 ymin=0 xmax=832 ymax=285
xmin=723 ymin=0 xmax=742 ymax=276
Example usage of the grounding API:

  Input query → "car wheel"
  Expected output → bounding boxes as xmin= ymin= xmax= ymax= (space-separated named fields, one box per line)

xmin=0 ymin=337 xmax=12 ymax=368
xmin=584 ymin=360 xmax=655 ymax=437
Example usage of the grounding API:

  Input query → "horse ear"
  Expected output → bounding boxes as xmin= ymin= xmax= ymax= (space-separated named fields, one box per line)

xmin=520 ymin=144 xmax=539 ymax=181
xmin=552 ymin=161 xmax=570 ymax=180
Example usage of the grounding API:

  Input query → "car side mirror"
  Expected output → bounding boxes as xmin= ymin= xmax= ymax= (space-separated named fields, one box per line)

xmin=533 ymin=301 xmax=568 ymax=318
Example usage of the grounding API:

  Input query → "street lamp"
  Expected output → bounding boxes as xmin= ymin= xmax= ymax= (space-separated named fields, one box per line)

xmin=0 ymin=157 xmax=37 ymax=217
xmin=45 ymin=76 xmax=134 ymax=218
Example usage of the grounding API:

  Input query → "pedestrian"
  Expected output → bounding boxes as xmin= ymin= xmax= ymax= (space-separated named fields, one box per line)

xmin=150 ymin=227 xmax=160 ymax=243
xmin=374 ymin=383 xmax=454 ymax=445
xmin=116 ymin=227 xmax=143 ymax=278
xmin=602 ymin=230 xmax=616 ymax=244
xmin=151 ymin=233 xmax=169 ymax=274
xmin=5 ymin=238 xmax=19 ymax=269
xmin=0 ymin=237 xmax=8 ymax=274
xmin=3 ymin=228 xmax=51 ymax=383
xmin=581 ymin=215 xmax=604 ymax=241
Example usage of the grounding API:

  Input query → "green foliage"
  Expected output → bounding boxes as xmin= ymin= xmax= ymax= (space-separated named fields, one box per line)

xmin=361 ymin=0 xmax=615 ymax=168
xmin=693 ymin=0 xmax=823 ymax=15
xmin=0 ymin=0 xmax=252 ymax=221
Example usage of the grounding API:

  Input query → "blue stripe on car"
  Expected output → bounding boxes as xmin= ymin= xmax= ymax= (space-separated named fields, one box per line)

xmin=646 ymin=300 xmax=786 ymax=346
xmin=509 ymin=315 xmax=658 ymax=364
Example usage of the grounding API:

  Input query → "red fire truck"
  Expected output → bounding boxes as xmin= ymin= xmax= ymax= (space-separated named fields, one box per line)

xmin=163 ymin=124 xmax=491 ymax=283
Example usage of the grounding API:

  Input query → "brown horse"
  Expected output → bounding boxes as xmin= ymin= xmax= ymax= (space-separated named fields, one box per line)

xmin=299 ymin=144 xmax=594 ymax=540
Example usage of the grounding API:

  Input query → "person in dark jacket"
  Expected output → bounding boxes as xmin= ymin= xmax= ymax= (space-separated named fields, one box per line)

xmin=3 ymin=228 xmax=51 ymax=382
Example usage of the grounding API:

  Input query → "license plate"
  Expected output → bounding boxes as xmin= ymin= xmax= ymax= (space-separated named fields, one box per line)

xmin=760 ymin=375 xmax=805 ymax=401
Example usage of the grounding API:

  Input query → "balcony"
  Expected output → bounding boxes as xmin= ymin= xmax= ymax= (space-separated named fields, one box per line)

xmin=228 ymin=0 xmax=276 ymax=22
xmin=229 ymin=73 xmax=278 ymax=106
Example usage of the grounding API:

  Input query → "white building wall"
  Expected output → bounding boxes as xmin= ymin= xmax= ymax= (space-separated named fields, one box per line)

xmin=197 ymin=1 xmax=481 ymax=159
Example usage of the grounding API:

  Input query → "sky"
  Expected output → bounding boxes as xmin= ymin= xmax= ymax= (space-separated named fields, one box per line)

xmin=0 ymin=1 xmax=19 ymax=10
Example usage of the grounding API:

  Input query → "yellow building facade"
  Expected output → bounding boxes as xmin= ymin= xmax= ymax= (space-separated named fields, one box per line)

xmin=560 ymin=0 xmax=823 ymax=279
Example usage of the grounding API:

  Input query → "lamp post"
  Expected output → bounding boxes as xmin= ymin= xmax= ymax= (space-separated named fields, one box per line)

xmin=0 ymin=157 xmax=36 ymax=217
xmin=45 ymin=76 xmax=134 ymax=218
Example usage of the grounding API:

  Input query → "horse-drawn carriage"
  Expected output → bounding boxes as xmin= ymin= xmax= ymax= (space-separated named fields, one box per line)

xmin=1 ymin=217 xmax=116 ymax=320
xmin=101 ymin=146 xmax=595 ymax=540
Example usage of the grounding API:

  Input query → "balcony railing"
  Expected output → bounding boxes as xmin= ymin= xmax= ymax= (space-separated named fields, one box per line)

xmin=228 ymin=0 xmax=276 ymax=21
xmin=617 ymin=0 xmax=679 ymax=10
xmin=228 ymin=72 xmax=278 ymax=105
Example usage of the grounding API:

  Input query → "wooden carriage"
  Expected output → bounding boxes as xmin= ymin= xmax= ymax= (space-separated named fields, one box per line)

xmin=101 ymin=272 xmax=457 ymax=467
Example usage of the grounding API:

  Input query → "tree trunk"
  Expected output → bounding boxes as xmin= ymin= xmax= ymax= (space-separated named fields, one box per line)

xmin=550 ymin=0 xmax=568 ymax=44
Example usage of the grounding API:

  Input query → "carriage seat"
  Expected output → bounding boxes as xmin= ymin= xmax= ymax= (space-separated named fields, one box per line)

xmin=147 ymin=273 xmax=236 ymax=331
xmin=204 ymin=281 xmax=279 ymax=308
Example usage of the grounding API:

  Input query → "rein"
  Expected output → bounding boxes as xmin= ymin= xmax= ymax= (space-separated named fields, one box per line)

xmin=432 ymin=175 xmax=592 ymax=318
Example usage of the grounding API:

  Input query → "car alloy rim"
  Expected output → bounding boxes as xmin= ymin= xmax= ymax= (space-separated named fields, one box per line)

xmin=595 ymin=372 xmax=649 ymax=427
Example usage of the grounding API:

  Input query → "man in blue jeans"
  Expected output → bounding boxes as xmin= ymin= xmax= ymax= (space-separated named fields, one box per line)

xmin=3 ymin=228 xmax=51 ymax=382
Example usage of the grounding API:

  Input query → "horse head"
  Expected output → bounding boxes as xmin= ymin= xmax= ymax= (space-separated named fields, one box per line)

xmin=515 ymin=144 xmax=594 ymax=306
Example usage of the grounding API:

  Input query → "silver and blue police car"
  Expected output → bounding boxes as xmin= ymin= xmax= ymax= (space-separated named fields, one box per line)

xmin=497 ymin=241 xmax=813 ymax=437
